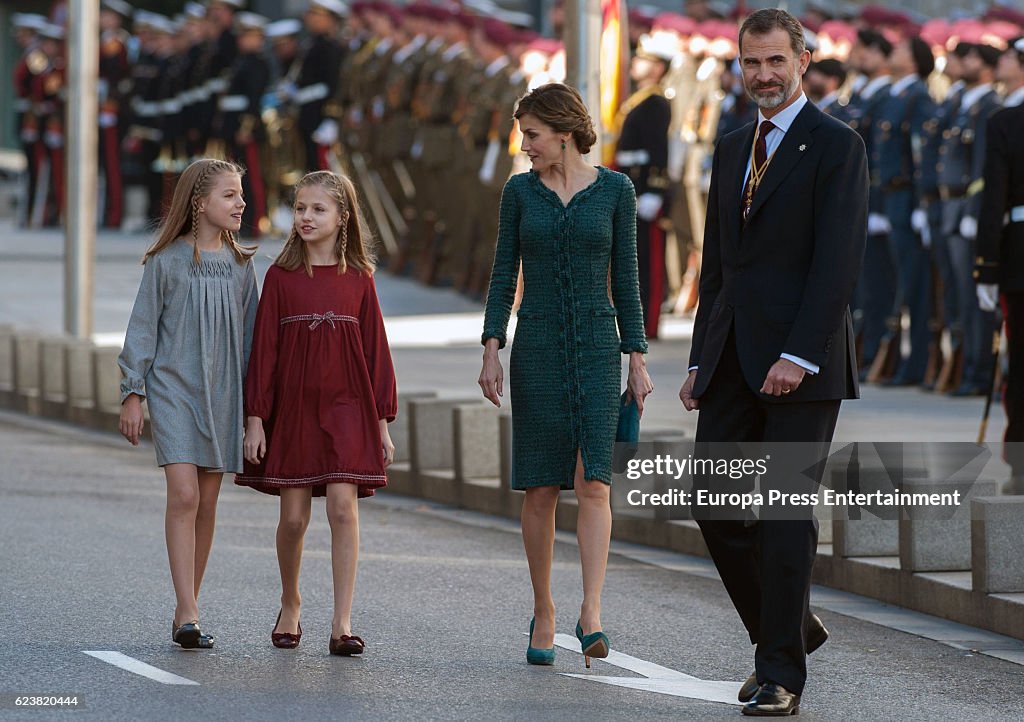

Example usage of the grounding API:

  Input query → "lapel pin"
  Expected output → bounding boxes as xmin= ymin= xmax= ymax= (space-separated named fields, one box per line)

xmin=799 ymin=144 xmax=807 ymax=151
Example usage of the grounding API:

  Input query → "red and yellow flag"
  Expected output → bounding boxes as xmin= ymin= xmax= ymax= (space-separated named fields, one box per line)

xmin=599 ymin=0 xmax=629 ymax=164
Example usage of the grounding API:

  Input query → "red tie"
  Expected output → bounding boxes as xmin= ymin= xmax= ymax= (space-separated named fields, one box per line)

xmin=743 ymin=120 xmax=776 ymax=220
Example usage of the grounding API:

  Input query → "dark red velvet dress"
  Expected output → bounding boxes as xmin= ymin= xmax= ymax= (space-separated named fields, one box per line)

xmin=235 ymin=264 xmax=397 ymax=498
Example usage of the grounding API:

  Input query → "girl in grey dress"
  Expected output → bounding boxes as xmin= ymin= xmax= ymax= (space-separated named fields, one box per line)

xmin=118 ymin=159 xmax=259 ymax=649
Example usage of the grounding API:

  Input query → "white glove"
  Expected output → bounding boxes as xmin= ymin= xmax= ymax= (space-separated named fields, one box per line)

xmin=977 ymin=283 xmax=999 ymax=312
xmin=478 ymin=139 xmax=500 ymax=184
xmin=636 ymin=193 xmax=664 ymax=222
xmin=920 ymin=220 xmax=932 ymax=249
xmin=960 ymin=215 xmax=978 ymax=240
xmin=312 ymin=119 xmax=338 ymax=145
xmin=911 ymin=208 xmax=928 ymax=234
xmin=868 ymin=212 xmax=892 ymax=235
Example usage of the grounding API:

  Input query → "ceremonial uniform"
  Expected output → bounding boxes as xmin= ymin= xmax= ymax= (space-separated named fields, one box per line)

xmin=615 ymin=85 xmax=672 ymax=339
xmin=974 ymin=104 xmax=1024 ymax=474
xmin=296 ymin=32 xmax=343 ymax=171
xmin=938 ymin=83 xmax=1001 ymax=394
xmin=99 ymin=27 xmax=130 ymax=227
xmin=872 ymin=74 xmax=936 ymax=384
xmin=216 ymin=51 xmax=271 ymax=236
xmin=14 ymin=43 xmax=45 ymax=226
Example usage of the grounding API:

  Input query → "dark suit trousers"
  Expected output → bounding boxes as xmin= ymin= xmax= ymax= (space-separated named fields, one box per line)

xmin=694 ymin=327 xmax=840 ymax=695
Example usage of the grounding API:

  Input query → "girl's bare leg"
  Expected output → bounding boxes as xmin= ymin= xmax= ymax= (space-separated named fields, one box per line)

xmin=326 ymin=483 xmax=359 ymax=638
xmin=276 ymin=487 xmax=313 ymax=634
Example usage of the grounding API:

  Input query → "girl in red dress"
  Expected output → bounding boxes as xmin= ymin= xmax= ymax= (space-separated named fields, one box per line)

xmin=236 ymin=170 xmax=397 ymax=656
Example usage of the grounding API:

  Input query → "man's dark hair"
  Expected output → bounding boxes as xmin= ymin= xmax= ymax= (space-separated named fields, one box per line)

xmin=970 ymin=43 xmax=1002 ymax=68
xmin=952 ymin=41 xmax=973 ymax=59
xmin=812 ymin=57 xmax=848 ymax=86
xmin=738 ymin=8 xmax=806 ymax=56
xmin=857 ymin=28 xmax=893 ymax=57
xmin=908 ymin=36 xmax=935 ymax=78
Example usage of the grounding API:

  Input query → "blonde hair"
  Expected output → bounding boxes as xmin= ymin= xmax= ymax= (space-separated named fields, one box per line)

xmin=276 ymin=171 xmax=377 ymax=276
xmin=142 ymin=158 xmax=256 ymax=265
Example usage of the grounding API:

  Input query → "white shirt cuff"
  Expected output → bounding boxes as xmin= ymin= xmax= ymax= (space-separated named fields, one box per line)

xmin=781 ymin=354 xmax=819 ymax=374
xmin=688 ymin=365 xmax=699 ymax=372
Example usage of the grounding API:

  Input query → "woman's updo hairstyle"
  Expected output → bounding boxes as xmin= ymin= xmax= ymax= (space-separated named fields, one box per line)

xmin=513 ymin=83 xmax=598 ymax=155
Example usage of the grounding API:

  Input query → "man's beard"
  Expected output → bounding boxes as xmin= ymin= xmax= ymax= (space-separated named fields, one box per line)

xmin=745 ymin=73 xmax=800 ymax=110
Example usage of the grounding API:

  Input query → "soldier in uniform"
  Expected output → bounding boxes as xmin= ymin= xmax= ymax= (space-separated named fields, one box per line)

xmin=919 ymin=41 xmax=970 ymax=392
xmin=842 ymin=29 xmax=894 ymax=380
xmin=975 ymin=38 xmax=1024 ymax=491
xmin=459 ymin=18 xmax=525 ymax=296
xmin=938 ymin=43 xmax=1002 ymax=396
xmin=410 ymin=9 xmax=477 ymax=284
xmin=615 ymin=32 xmax=674 ymax=339
xmin=32 ymin=24 xmax=67 ymax=227
xmin=297 ymin=0 xmax=345 ymax=172
xmin=872 ymin=36 xmax=936 ymax=386
xmin=124 ymin=12 xmax=165 ymax=223
xmin=12 ymin=14 xmax=47 ymax=227
xmin=379 ymin=4 xmax=432 ymax=272
xmin=406 ymin=6 xmax=452 ymax=274
xmin=205 ymin=0 xmax=243 ymax=133
xmin=265 ymin=18 xmax=306 ymax=220
xmin=98 ymin=0 xmax=133 ymax=229
xmin=214 ymin=12 xmax=270 ymax=238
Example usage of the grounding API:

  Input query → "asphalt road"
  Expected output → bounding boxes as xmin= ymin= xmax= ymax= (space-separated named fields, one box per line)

xmin=2 ymin=413 xmax=1023 ymax=721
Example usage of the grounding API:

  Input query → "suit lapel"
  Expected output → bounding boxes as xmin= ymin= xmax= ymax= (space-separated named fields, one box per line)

xmin=745 ymin=102 xmax=821 ymax=222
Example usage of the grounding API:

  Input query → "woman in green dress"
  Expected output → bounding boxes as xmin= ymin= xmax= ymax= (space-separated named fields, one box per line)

xmin=479 ymin=84 xmax=654 ymax=667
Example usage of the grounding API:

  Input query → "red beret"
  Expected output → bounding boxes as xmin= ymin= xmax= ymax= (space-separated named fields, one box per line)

xmin=628 ymin=7 xmax=655 ymax=33
xmin=653 ymin=12 xmax=696 ymax=37
xmin=480 ymin=18 xmax=517 ymax=48
xmin=818 ymin=20 xmax=857 ymax=45
xmin=919 ymin=19 xmax=950 ymax=48
xmin=985 ymin=5 xmax=1024 ymax=27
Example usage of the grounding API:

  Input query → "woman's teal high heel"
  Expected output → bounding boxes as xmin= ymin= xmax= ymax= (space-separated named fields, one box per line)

xmin=575 ymin=620 xmax=609 ymax=669
xmin=526 ymin=617 xmax=555 ymax=665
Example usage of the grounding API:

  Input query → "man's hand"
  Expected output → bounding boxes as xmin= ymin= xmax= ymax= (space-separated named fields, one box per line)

xmin=679 ymin=370 xmax=699 ymax=411
xmin=760 ymin=358 xmax=806 ymax=397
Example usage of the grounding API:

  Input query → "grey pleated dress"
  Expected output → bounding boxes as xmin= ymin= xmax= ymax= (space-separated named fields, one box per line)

xmin=118 ymin=240 xmax=258 ymax=473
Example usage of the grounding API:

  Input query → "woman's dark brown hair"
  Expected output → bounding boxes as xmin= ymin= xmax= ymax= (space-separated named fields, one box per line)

xmin=513 ymin=83 xmax=598 ymax=155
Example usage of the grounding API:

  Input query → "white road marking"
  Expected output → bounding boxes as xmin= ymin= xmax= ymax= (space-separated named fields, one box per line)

xmin=82 ymin=651 xmax=199 ymax=686
xmin=551 ymin=633 xmax=742 ymax=706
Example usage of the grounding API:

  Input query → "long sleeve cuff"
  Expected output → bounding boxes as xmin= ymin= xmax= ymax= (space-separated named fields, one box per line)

xmin=481 ymin=331 xmax=507 ymax=349
xmin=620 ymin=339 xmax=649 ymax=354
xmin=781 ymin=353 xmax=819 ymax=375
xmin=119 ymin=377 xmax=146 ymax=404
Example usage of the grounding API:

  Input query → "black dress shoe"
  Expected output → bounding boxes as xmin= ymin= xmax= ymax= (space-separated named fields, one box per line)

xmin=737 ymin=615 xmax=828 ymax=702
xmin=948 ymin=383 xmax=984 ymax=397
xmin=805 ymin=614 xmax=829 ymax=654
xmin=172 ymin=621 xmax=201 ymax=649
xmin=742 ymin=683 xmax=800 ymax=716
xmin=738 ymin=673 xmax=760 ymax=704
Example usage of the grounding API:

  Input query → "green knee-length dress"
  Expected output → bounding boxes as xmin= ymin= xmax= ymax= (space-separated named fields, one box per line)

xmin=482 ymin=167 xmax=648 ymax=489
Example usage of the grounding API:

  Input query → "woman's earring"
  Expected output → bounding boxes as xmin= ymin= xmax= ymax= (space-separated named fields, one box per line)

xmin=561 ymin=141 xmax=566 ymax=150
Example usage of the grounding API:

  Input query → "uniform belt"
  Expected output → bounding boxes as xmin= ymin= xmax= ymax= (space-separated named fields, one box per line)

xmin=1011 ymin=206 xmax=1024 ymax=223
xmin=615 ymin=149 xmax=650 ymax=166
xmin=14 ymin=99 xmax=30 ymax=113
xmin=218 ymin=95 xmax=249 ymax=112
xmin=939 ymin=185 xmax=965 ymax=201
xmin=295 ymin=83 xmax=329 ymax=105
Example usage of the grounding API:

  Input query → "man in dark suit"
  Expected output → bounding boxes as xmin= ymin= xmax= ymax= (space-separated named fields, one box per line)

xmin=974 ymin=42 xmax=1024 ymax=493
xmin=679 ymin=8 xmax=867 ymax=716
